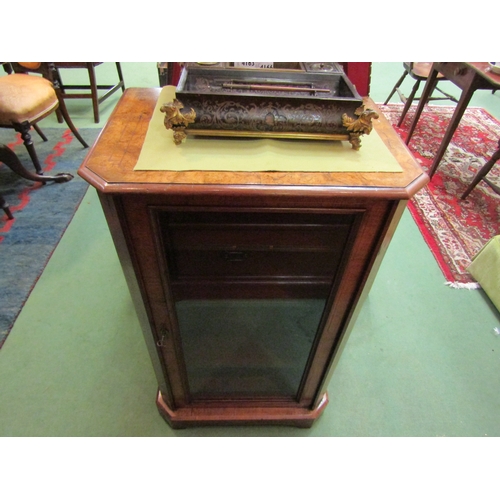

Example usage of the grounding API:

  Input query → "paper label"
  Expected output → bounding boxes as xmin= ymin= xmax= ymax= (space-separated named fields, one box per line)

xmin=233 ymin=62 xmax=274 ymax=69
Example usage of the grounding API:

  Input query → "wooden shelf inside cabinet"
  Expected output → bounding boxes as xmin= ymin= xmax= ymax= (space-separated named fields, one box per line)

xmin=78 ymin=88 xmax=427 ymax=428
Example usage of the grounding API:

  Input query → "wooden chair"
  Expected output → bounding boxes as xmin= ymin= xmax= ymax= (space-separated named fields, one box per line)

xmin=51 ymin=63 xmax=125 ymax=123
xmin=384 ymin=62 xmax=458 ymax=127
xmin=461 ymin=139 xmax=500 ymax=199
xmin=12 ymin=62 xmax=125 ymax=124
xmin=0 ymin=63 xmax=89 ymax=175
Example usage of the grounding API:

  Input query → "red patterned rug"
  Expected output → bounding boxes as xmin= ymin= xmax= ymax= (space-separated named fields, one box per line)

xmin=378 ymin=103 xmax=500 ymax=286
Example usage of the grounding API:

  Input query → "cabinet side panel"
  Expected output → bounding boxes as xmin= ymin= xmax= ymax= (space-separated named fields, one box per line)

xmin=315 ymin=200 xmax=407 ymax=402
xmin=97 ymin=190 xmax=174 ymax=407
xmin=300 ymin=199 xmax=397 ymax=406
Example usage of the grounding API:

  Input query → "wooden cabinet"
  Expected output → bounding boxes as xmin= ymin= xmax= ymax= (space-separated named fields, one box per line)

xmin=79 ymin=88 xmax=427 ymax=428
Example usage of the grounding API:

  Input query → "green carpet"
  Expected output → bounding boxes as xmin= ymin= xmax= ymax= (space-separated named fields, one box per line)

xmin=0 ymin=128 xmax=101 ymax=346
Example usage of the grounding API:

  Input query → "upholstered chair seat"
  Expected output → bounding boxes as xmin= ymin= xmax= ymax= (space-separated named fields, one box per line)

xmin=0 ymin=68 xmax=88 ymax=175
xmin=0 ymin=74 xmax=58 ymax=125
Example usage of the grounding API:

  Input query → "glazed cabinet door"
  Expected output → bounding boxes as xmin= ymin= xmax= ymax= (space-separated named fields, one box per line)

xmin=113 ymin=194 xmax=395 ymax=414
xmin=153 ymin=208 xmax=362 ymax=402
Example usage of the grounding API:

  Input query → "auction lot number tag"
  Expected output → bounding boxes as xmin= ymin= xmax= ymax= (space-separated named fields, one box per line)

xmin=233 ymin=62 xmax=274 ymax=69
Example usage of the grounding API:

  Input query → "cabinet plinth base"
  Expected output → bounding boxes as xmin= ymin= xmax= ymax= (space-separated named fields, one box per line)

xmin=156 ymin=391 xmax=329 ymax=429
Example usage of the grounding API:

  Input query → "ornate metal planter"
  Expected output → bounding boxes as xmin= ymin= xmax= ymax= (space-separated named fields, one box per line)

xmin=160 ymin=63 xmax=378 ymax=150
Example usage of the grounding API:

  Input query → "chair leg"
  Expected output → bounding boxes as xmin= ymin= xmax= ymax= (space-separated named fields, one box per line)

xmin=32 ymin=123 xmax=48 ymax=142
xmin=384 ymin=71 xmax=408 ymax=105
xmin=116 ymin=62 xmax=125 ymax=91
xmin=55 ymin=95 xmax=89 ymax=149
xmin=0 ymin=143 xmax=73 ymax=184
xmin=87 ymin=63 xmax=100 ymax=123
xmin=397 ymin=75 xmax=443 ymax=128
xmin=47 ymin=63 xmax=89 ymax=147
xmin=13 ymin=121 xmax=44 ymax=174
xmin=0 ymin=193 xmax=14 ymax=220
xmin=461 ymin=141 xmax=500 ymax=199
xmin=54 ymin=67 xmax=64 ymax=123
xmin=397 ymin=79 xmax=421 ymax=127
xmin=2 ymin=63 xmax=13 ymax=74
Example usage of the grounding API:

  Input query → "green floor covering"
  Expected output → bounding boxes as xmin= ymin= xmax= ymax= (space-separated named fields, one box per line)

xmin=1 ymin=187 xmax=499 ymax=437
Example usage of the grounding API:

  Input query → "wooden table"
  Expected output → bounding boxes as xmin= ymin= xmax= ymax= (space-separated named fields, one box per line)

xmin=406 ymin=62 xmax=500 ymax=178
xmin=78 ymin=88 xmax=427 ymax=428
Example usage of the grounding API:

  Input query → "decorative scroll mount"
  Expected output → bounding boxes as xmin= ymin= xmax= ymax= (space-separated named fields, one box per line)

xmin=342 ymin=106 xmax=379 ymax=150
xmin=160 ymin=99 xmax=196 ymax=145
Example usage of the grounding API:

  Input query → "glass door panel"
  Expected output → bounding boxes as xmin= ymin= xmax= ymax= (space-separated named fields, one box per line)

xmin=157 ymin=209 xmax=357 ymax=401
xmin=176 ymin=298 xmax=327 ymax=398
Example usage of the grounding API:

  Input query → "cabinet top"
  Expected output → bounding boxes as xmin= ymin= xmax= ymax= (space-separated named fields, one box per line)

xmin=78 ymin=87 xmax=428 ymax=199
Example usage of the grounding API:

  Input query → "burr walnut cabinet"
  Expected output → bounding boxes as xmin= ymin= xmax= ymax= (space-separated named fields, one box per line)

xmin=78 ymin=87 xmax=427 ymax=428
